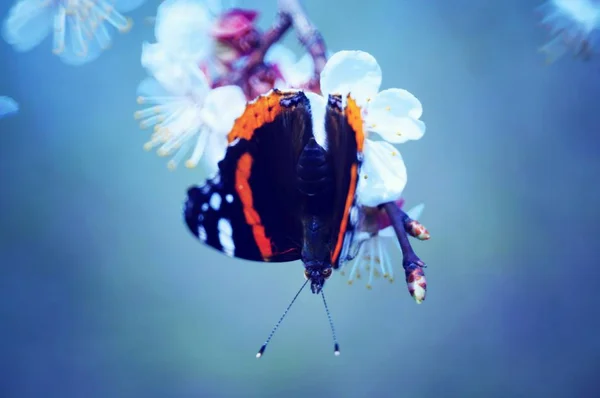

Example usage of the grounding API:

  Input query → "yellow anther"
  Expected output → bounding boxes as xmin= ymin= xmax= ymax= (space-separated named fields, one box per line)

xmin=119 ymin=18 xmax=133 ymax=33
xmin=185 ymin=160 xmax=197 ymax=169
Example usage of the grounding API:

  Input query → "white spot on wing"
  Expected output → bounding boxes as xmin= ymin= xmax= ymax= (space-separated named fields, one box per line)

xmin=201 ymin=203 xmax=209 ymax=212
xmin=210 ymin=193 xmax=222 ymax=210
xmin=218 ymin=218 xmax=235 ymax=256
xmin=198 ymin=226 xmax=207 ymax=241
xmin=225 ymin=194 xmax=234 ymax=203
xmin=218 ymin=218 xmax=233 ymax=235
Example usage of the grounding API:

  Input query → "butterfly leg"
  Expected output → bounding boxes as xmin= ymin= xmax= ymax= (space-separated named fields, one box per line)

xmin=381 ymin=202 xmax=427 ymax=304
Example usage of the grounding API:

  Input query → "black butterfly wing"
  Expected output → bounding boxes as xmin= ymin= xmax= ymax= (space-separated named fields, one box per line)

xmin=325 ymin=94 xmax=365 ymax=269
xmin=184 ymin=89 xmax=315 ymax=262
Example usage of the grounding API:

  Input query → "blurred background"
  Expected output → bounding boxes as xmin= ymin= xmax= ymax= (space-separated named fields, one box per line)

xmin=1 ymin=0 xmax=599 ymax=397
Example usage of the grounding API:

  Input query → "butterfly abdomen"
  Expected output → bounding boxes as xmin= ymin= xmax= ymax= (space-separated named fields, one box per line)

xmin=297 ymin=138 xmax=332 ymax=196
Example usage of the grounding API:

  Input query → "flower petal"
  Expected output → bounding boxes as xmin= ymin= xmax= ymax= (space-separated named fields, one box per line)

xmin=2 ymin=0 xmax=53 ymax=52
xmin=288 ymin=53 xmax=315 ymax=85
xmin=136 ymin=77 xmax=170 ymax=101
xmin=0 ymin=96 xmax=19 ymax=119
xmin=357 ymin=140 xmax=407 ymax=207
xmin=54 ymin=4 xmax=112 ymax=67
xmin=154 ymin=0 xmax=214 ymax=62
xmin=406 ymin=203 xmax=425 ymax=221
xmin=366 ymin=89 xmax=425 ymax=144
xmin=198 ymin=130 xmax=228 ymax=177
xmin=378 ymin=225 xmax=395 ymax=238
xmin=280 ymin=52 xmax=315 ymax=88
xmin=265 ymin=43 xmax=297 ymax=67
xmin=304 ymin=92 xmax=327 ymax=150
xmin=320 ymin=50 xmax=382 ymax=106
xmin=142 ymin=43 xmax=211 ymax=97
xmin=141 ymin=41 xmax=169 ymax=72
xmin=200 ymin=85 xmax=247 ymax=134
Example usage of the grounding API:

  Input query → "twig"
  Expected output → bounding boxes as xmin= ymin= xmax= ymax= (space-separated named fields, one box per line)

xmin=213 ymin=0 xmax=328 ymax=96
xmin=382 ymin=202 xmax=428 ymax=303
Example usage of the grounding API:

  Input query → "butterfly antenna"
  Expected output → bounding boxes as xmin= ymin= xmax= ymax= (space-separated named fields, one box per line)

xmin=256 ymin=279 xmax=308 ymax=358
xmin=321 ymin=289 xmax=340 ymax=356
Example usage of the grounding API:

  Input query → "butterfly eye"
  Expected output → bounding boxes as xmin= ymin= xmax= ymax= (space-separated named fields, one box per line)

xmin=322 ymin=268 xmax=332 ymax=279
xmin=304 ymin=269 xmax=311 ymax=280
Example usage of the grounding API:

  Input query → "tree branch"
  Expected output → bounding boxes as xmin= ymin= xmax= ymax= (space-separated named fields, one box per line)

xmin=213 ymin=0 xmax=328 ymax=96
xmin=383 ymin=201 xmax=428 ymax=303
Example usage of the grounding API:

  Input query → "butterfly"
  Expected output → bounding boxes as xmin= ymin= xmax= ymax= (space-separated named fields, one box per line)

xmin=183 ymin=88 xmax=365 ymax=357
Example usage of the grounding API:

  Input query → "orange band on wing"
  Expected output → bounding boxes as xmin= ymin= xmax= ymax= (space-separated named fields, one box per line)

xmin=345 ymin=95 xmax=365 ymax=152
xmin=331 ymin=96 xmax=365 ymax=263
xmin=235 ymin=152 xmax=273 ymax=259
xmin=227 ymin=91 xmax=284 ymax=143
xmin=331 ymin=163 xmax=358 ymax=264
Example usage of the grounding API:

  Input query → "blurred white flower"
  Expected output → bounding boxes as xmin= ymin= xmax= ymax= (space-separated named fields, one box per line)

xmin=342 ymin=203 xmax=425 ymax=292
xmin=307 ymin=50 xmax=426 ymax=208
xmin=265 ymin=43 xmax=319 ymax=89
xmin=538 ymin=0 xmax=600 ymax=62
xmin=143 ymin=0 xmax=216 ymax=70
xmin=136 ymin=0 xmax=247 ymax=175
xmin=2 ymin=0 xmax=144 ymax=65
xmin=0 ymin=96 xmax=19 ymax=119
xmin=135 ymin=69 xmax=246 ymax=175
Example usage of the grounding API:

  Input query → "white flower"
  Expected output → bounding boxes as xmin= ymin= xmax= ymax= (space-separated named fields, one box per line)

xmin=265 ymin=43 xmax=320 ymax=89
xmin=134 ymin=68 xmax=246 ymax=176
xmin=147 ymin=0 xmax=216 ymax=67
xmin=0 ymin=96 xmax=19 ymax=119
xmin=308 ymin=50 xmax=426 ymax=208
xmin=2 ymin=0 xmax=143 ymax=65
xmin=136 ymin=0 xmax=246 ymax=176
xmin=143 ymin=0 xmax=242 ymax=81
xmin=538 ymin=0 xmax=600 ymax=62
xmin=342 ymin=203 xmax=425 ymax=289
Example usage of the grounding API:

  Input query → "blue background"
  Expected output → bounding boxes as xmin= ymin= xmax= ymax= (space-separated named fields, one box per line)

xmin=1 ymin=0 xmax=599 ymax=397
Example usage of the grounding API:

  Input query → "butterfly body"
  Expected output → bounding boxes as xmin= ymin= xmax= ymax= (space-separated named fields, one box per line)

xmin=184 ymin=88 xmax=364 ymax=293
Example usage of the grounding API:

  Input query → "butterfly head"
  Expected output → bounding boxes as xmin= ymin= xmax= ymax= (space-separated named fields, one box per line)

xmin=303 ymin=263 xmax=333 ymax=294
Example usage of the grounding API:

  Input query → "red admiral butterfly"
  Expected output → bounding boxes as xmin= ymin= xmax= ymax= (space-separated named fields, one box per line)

xmin=184 ymin=88 xmax=364 ymax=357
